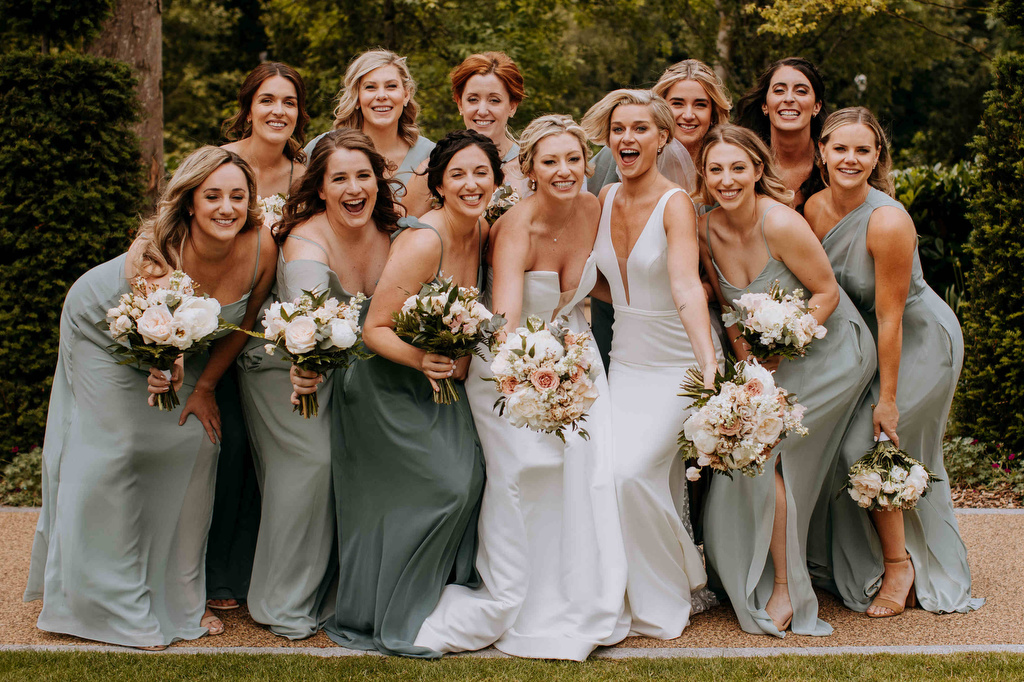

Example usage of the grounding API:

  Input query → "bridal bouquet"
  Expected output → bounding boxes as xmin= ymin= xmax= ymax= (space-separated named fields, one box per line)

xmin=488 ymin=316 xmax=599 ymax=442
xmin=258 ymin=193 xmax=287 ymax=232
xmin=843 ymin=434 xmax=938 ymax=510
xmin=252 ymin=288 xmax=369 ymax=418
xmin=105 ymin=271 xmax=225 ymax=411
xmin=721 ymin=281 xmax=827 ymax=360
xmin=392 ymin=276 xmax=505 ymax=404
xmin=485 ymin=184 xmax=521 ymax=224
xmin=679 ymin=359 xmax=807 ymax=479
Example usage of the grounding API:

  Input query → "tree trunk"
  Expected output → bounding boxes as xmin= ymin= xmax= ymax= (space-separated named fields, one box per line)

xmin=88 ymin=0 xmax=163 ymax=211
xmin=714 ymin=0 xmax=732 ymax=84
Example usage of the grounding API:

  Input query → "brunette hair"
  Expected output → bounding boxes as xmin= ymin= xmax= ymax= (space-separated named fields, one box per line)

xmin=450 ymin=52 xmax=526 ymax=106
xmin=817 ymin=107 xmax=894 ymax=196
xmin=132 ymin=146 xmax=261 ymax=277
xmin=580 ymin=89 xmax=675 ymax=147
xmin=733 ymin=57 xmax=828 ymax=144
xmin=518 ymin=114 xmax=592 ymax=179
xmin=653 ymin=59 xmax=732 ymax=127
xmin=330 ymin=49 xmax=422 ymax=147
xmin=275 ymin=129 xmax=402 ymax=243
xmin=222 ymin=62 xmax=309 ymax=163
xmin=424 ymin=130 xmax=504 ymax=207
xmin=695 ymin=124 xmax=794 ymax=207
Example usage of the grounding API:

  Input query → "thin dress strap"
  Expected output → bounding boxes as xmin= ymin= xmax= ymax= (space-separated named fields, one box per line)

xmin=398 ymin=217 xmax=445 ymax=280
xmin=285 ymin=233 xmax=331 ymax=259
xmin=704 ymin=212 xmax=716 ymax=263
xmin=249 ymin=224 xmax=262 ymax=291
xmin=759 ymin=203 xmax=785 ymax=262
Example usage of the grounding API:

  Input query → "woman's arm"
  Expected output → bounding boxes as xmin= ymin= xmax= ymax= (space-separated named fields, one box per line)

xmin=402 ymin=160 xmax=434 ymax=219
xmin=866 ymin=206 xmax=916 ymax=444
xmin=767 ymin=206 xmax=840 ymax=326
xmin=488 ymin=220 xmax=531 ymax=334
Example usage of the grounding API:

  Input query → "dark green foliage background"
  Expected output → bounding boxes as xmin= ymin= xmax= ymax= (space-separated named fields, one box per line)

xmin=954 ymin=54 xmax=1024 ymax=452
xmin=0 ymin=52 xmax=143 ymax=464
xmin=0 ymin=0 xmax=113 ymax=49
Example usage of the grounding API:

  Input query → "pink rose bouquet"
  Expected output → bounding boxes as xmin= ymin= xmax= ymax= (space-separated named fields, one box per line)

xmin=722 ymin=280 xmax=827 ymax=361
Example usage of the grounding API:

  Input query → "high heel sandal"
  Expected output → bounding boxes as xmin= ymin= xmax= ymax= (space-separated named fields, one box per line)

xmin=769 ymin=577 xmax=793 ymax=632
xmin=867 ymin=553 xmax=917 ymax=618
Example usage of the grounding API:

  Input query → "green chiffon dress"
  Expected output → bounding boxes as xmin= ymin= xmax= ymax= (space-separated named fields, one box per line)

xmin=324 ymin=216 xmax=485 ymax=658
xmin=812 ymin=188 xmax=984 ymax=614
xmin=236 ymin=235 xmax=352 ymax=639
xmin=702 ymin=206 xmax=876 ymax=637
xmin=24 ymin=250 xmax=257 ymax=647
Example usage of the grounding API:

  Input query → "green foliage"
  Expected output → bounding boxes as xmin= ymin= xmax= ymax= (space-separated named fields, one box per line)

xmin=0 ymin=51 xmax=143 ymax=464
xmin=0 ymin=0 xmax=114 ymax=51
xmin=944 ymin=436 xmax=1024 ymax=498
xmin=0 ymin=446 xmax=42 ymax=506
xmin=953 ymin=53 xmax=1024 ymax=452
xmin=996 ymin=0 xmax=1024 ymax=33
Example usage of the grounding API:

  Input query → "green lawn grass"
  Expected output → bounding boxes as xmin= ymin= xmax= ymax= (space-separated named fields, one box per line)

xmin=2 ymin=651 xmax=1024 ymax=682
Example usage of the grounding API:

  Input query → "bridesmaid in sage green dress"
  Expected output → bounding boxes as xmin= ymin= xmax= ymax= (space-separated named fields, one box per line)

xmin=237 ymin=129 xmax=398 ymax=639
xmin=805 ymin=107 xmax=983 ymax=616
xmin=306 ymin=130 xmax=500 ymax=657
xmin=24 ymin=147 xmax=276 ymax=647
xmin=696 ymin=125 xmax=875 ymax=638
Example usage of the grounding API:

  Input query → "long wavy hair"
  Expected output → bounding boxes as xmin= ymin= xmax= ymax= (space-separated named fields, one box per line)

xmin=652 ymin=59 xmax=732 ymax=127
xmin=275 ymin=129 xmax=402 ymax=244
xmin=817 ymin=107 xmax=894 ymax=196
xmin=132 ymin=146 xmax=261 ymax=277
xmin=330 ymin=49 xmax=421 ymax=148
xmin=695 ymin=124 xmax=794 ymax=207
xmin=222 ymin=62 xmax=309 ymax=163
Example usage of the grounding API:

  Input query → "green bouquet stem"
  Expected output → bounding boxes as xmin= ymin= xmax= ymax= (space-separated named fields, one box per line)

xmin=434 ymin=377 xmax=460 ymax=404
xmin=295 ymin=391 xmax=319 ymax=418
xmin=151 ymin=365 xmax=180 ymax=412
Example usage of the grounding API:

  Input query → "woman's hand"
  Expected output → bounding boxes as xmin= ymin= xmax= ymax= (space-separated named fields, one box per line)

xmin=147 ymin=357 xmax=183 ymax=405
xmin=421 ymin=353 xmax=456 ymax=393
xmin=701 ymin=363 xmax=718 ymax=390
xmin=873 ymin=399 xmax=900 ymax=447
xmin=452 ymin=355 xmax=472 ymax=381
xmin=759 ymin=356 xmax=782 ymax=373
xmin=290 ymin=365 xmax=322 ymax=406
xmin=181 ymin=385 xmax=221 ymax=444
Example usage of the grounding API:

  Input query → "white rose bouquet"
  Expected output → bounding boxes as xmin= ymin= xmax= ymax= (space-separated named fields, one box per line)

xmin=485 ymin=184 xmax=521 ymax=224
xmin=258 ymin=193 xmax=287 ymax=232
xmin=722 ymin=280 xmax=827 ymax=361
xmin=678 ymin=359 xmax=808 ymax=479
xmin=488 ymin=315 xmax=599 ymax=442
xmin=392 ymin=275 xmax=505 ymax=404
xmin=842 ymin=434 xmax=938 ymax=511
xmin=104 ymin=271 xmax=226 ymax=411
xmin=246 ymin=288 xmax=370 ymax=418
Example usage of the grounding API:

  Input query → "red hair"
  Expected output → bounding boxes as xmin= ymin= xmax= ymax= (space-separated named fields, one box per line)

xmin=450 ymin=52 xmax=525 ymax=106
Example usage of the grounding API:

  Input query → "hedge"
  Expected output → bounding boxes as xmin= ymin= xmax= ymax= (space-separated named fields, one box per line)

xmin=953 ymin=53 xmax=1024 ymax=453
xmin=0 ymin=51 xmax=143 ymax=465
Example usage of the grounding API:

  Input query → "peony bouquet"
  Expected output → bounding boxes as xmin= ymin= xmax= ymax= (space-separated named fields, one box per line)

xmin=258 ymin=193 xmax=287 ymax=232
xmin=252 ymin=288 xmax=370 ymax=418
xmin=392 ymin=276 xmax=505 ymax=404
xmin=485 ymin=184 xmax=521 ymax=224
xmin=842 ymin=434 xmax=938 ymax=511
xmin=105 ymin=271 xmax=226 ymax=411
xmin=488 ymin=315 xmax=599 ymax=442
xmin=721 ymin=280 xmax=827 ymax=361
xmin=679 ymin=359 xmax=807 ymax=479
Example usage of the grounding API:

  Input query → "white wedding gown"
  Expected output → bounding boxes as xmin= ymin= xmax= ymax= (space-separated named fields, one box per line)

xmin=593 ymin=184 xmax=722 ymax=639
xmin=414 ymin=254 xmax=630 ymax=660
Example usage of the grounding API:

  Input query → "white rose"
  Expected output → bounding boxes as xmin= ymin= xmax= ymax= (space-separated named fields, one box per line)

xmin=850 ymin=470 xmax=883 ymax=497
xmin=110 ymin=314 xmax=133 ymax=337
xmin=323 ymin=317 xmax=357 ymax=349
xmin=754 ymin=415 xmax=784 ymax=444
xmin=283 ymin=315 xmax=318 ymax=354
xmin=526 ymin=329 xmax=565 ymax=362
xmin=137 ymin=304 xmax=174 ymax=344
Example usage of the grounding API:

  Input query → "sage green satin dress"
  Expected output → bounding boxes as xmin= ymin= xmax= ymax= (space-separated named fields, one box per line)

xmin=324 ymin=216 xmax=485 ymax=658
xmin=703 ymin=205 xmax=876 ymax=637
xmin=25 ymin=251 xmax=256 ymax=647
xmin=812 ymin=188 xmax=983 ymax=614
xmin=236 ymin=235 xmax=352 ymax=639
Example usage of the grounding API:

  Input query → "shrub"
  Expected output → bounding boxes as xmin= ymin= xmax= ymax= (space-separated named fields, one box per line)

xmin=944 ymin=437 xmax=1024 ymax=498
xmin=952 ymin=54 xmax=1024 ymax=452
xmin=0 ymin=0 xmax=114 ymax=51
xmin=0 ymin=446 xmax=42 ymax=506
xmin=0 ymin=51 xmax=143 ymax=465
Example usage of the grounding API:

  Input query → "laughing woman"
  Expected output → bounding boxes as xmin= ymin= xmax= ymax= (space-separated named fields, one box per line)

xmin=321 ymin=130 xmax=499 ymax=657
xmin=696 ymin=124 xmax=874 ymax=637
xmin=25 ymin=147 xmax=276 ymax=648
xmin=804 ymin=107 xmax=983 ymax=617
xmin=581 ymin=90 xmax=722 ymax=639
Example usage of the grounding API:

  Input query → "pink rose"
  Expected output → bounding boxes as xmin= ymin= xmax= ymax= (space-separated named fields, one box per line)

xmin=744 ymin=378 xmax=764 ymax=396
xmin=498 ymin=376 xmax=519 ymax=395
xmin=530 ymin=368 xmax=559 ymax=391
xmin=564 ymin=332 xmax=577 ymax=346
xmin=718 ymin=420 xmax=742 ymax=437
xmin=569 ymin=365 xmax=586 ymax=383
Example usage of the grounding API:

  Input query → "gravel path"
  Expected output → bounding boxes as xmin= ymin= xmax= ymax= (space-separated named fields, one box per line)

xmin=2 ymin=509 xmax=1017 ymax=651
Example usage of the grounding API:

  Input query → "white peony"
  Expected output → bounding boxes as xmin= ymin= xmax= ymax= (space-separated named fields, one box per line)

xmin=742 ymin=361 xmax=776 ymax=391
xmin=323 ymin=317 xmax=357 ymax=350
xmin=173 ymin=297 xmax=221 ymax=340
xmin=283 ymin=315 xmax=318 ymax=354
xmin=525 ymin=329 xmax=565 ymax=362
xmin=137 ymin=304 xmax=174 ymax=344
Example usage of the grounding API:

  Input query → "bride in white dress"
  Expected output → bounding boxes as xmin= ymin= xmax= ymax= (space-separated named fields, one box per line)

xmin=581 ymin=90 xmax=722 ymax=639
xmin=414 ymin=115 xmax=629 ymax=660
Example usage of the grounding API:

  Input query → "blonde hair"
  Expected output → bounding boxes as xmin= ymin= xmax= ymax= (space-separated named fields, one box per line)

xmin=331 ymin=49 xmax=421 ymax=147
xmin=653 ymin=59 xmax=732 ymax=127
xmin=695 ymin=124 xmax=794 ymax=206
xmin=817 ymin=106 xmax=894 ymax=196
xmin=131 ymin=146 xmax=261 ymax=277
xmin=517 ymin=114 xmax=592 ymax=179
xmin=581 ymin=89 xmax=675 ymax=147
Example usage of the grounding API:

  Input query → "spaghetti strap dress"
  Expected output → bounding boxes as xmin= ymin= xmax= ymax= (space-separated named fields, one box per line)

xmin=323 ymin=216 xmax=485 ymax=658
xmin=24 ymin=244 xmax=260 ymax=647
xmin=235 ymin=233 xmax=356 ymax=639
xmin=592 ymin=183 xmax=722 ymax=639
xmin=702 ymin=204 xmax=875 ymax=637
xmin=814 ymin=188 xmax=983 ymax=614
